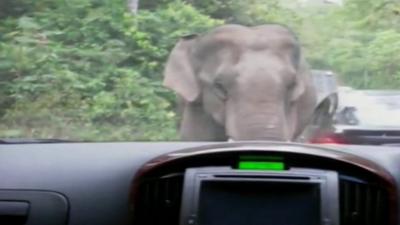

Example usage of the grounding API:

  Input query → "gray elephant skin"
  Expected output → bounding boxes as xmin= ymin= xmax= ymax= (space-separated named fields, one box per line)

xmin=163 ymin=24 xmax=317 ymax=141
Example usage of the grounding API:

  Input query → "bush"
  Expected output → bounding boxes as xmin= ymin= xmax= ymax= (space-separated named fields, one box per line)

xmin=0 ymin=0 xmax=221 ymax=141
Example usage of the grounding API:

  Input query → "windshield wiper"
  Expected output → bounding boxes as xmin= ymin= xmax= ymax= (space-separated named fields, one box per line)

xmin=0 ymin=138 xmax=77 ymax=144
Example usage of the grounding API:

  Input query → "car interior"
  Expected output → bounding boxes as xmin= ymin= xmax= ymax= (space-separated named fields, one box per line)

xmin=1 ymin=141 xmax=399 ymax=225
xmin=2 ymin=0 xmax=399 ymax=225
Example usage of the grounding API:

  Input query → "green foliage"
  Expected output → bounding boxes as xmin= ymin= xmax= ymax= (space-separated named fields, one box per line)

xmin=298 ymin=0 xmax=400 ymax=88
xmin=188 ymin=0 xmax=301 ymax=26
xmin=0 ymin=0 xmax=220 ymax=140
xmin=1 ymin=0 xmax=399 ymax=140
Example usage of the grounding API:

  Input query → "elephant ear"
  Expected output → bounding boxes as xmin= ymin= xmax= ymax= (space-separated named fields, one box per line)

xmin=163 ymin=35 xmax=200 ymax=102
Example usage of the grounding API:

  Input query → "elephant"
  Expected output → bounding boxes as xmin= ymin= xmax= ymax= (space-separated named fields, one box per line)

xmin=163 ymin=24 xmax=317 ymax=141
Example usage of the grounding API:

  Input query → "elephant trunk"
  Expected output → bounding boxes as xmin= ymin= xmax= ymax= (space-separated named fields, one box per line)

xmin=226 ymin=101 xmax=290 ymax=141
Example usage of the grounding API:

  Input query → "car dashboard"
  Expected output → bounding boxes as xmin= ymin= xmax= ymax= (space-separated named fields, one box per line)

xmin=0 ymin=142 xmax=399 ymax=225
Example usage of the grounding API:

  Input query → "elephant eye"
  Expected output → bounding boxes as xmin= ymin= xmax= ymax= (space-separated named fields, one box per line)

xmin=213 ymin=81 xmax=228 ymax=101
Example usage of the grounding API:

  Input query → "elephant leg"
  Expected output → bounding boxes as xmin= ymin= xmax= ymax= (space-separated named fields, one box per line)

xmin=180 ymin=102 xmax=227 ymax=141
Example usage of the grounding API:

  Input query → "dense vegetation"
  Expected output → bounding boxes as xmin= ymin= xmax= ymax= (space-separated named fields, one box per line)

xmin=0 ymin=0 xmax=399 ymax=140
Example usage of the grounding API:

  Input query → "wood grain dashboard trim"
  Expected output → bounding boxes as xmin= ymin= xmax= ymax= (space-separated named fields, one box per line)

xmin=130 ymin=142 xmax=398 ymax=225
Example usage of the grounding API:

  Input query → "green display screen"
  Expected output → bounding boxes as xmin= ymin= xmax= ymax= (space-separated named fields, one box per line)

xmin=238 ymin=161 xmax=285 ymax=171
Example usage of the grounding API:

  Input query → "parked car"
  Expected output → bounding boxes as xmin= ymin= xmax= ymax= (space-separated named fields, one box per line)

xmin=310 ymin=88 xmax=400 ymax=145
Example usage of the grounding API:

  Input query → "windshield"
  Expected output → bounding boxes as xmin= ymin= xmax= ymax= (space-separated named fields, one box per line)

xmin=1 ymin=0 xmax=400 ymax=141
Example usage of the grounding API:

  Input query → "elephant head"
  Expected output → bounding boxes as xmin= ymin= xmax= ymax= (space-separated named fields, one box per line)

xmin=164 ymin=24 xmax=317 ymax=141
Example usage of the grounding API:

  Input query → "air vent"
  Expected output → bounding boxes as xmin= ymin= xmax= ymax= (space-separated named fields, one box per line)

xmin=133 ymin=173 xmax=390 ymax=225
xmin=133 ymin=173 xmax=184 ymax=225
xmin=340 ymin=175 xmax=389 ymax=225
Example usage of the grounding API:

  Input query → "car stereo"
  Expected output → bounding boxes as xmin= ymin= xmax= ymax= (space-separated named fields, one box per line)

xmin=180 ymin=167 xmax=339 ymax=225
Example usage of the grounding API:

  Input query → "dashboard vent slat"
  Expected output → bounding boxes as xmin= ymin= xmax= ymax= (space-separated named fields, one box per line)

xmin=134 ymin=174 xmax=183 ymax=225
xmin=340 ymin=176 xmax=389 ymax=225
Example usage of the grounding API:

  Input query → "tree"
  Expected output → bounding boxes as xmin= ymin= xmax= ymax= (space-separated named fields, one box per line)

xmin=127 ymin=0 xmax=139 ymax=13
xmin=0 ymin=0 xmax=221 ymax=140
